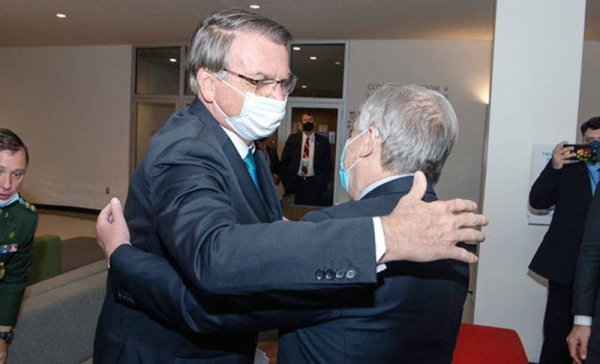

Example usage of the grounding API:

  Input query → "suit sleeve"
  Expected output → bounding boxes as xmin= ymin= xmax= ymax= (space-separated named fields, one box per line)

xmin=573 ymin=187 xmax=600 ymax=316
xmin=110 ymin=244 xmax=359 ymax=334
xmin=529 ymin=161 xmax=561 ymax=209
xmin=150 ymin=138 xmax=377 ymax=296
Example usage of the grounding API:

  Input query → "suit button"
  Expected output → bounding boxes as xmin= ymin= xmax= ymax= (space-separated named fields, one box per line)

xmin=346 ymin=269 xmax=356 ymax=279
xmin=335 ymin=269 xmax=345 ymax=279
xmin=325 ymin=269 xmax=335 ymax=280
xmin=315 ymin=269 xmax=325 ymax=280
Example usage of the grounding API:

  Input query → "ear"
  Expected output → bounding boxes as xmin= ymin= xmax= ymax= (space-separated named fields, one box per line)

xmin=197 ymin=68 xmax=216 ymax=103
xmin=358 ymin=126 xmax=379 ymax=158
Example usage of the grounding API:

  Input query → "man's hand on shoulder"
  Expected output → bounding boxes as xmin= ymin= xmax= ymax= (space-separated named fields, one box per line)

xmin=96 ymin=198 xmax=131 ymax=262
xmin=380 ymin=171 xmax=488 ymax=264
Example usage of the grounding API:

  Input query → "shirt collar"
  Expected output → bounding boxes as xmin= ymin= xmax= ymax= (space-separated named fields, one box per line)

xmin=221 ymin=126 xmax=254 ymax=158
xmin=358 ymin=173 xmax=414 ymax=200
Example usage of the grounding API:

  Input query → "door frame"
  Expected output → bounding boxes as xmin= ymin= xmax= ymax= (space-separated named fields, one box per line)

xmin=279 ymin=98 xmax=346 ymax=204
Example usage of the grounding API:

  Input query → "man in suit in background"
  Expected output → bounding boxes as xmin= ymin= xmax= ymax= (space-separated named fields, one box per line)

xmin=94 ymin=9 xmax=487 ymax=364
xmin=529 ymin=116 xmax=600 ymax=363
xmin=96 ymin=84 xmax=468 ymax=363
xmin=281 ymin=112 xmax=333 ymax=205
xmin=568 ymin=185 xmax=600 ymax=363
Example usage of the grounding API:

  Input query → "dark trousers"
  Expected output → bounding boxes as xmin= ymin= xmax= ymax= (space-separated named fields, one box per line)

xmin=293 ymin=176 xmax=324 ymax=206
xmin=539 ymin=281 xmax=573 ymax=364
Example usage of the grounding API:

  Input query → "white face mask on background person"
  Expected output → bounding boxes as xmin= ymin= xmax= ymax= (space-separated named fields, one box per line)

xmin=0 ymin=192 xmax=19 ymax=208
xmin=214 ymin=78 xmax=287 ymax=141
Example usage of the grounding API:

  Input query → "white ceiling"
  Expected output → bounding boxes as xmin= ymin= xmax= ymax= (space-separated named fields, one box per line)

xmin=1 ymin=0 xmax=599 ymax=47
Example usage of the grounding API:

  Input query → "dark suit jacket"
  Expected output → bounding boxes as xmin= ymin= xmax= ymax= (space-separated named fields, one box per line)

xmin=529 ymin=161 xmax=593 ymax=284
xmin=572 ymin=186 xmax=600 ymax=348
xmin=280 ymin=132 xmax=332 ymax=193
xmin=277 ymin=177 xmax=469 ymax=364
xmin=94 ymin=98 xmax=377 ymax=363
xmin=107 ymin=176 xmax=468 ymax=364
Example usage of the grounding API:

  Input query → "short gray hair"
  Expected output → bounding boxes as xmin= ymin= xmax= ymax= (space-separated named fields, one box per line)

xmin=187 ymin=9 xmax=292 ymax=94
xmin=356 ymin=84 xmax=458 ymax=182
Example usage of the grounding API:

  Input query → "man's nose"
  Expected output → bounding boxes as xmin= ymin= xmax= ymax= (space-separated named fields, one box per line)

xmin=0 ymin=175 xmax=11 ymax=190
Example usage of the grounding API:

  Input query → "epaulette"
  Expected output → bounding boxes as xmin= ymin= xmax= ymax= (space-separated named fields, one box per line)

xmin=18 ymin=197 xmax=37 ymax=214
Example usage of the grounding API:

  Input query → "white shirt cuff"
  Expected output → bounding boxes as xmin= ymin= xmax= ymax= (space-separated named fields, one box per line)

xmin=373 ymin=217 xmax=387 ymax=273
xmin=574 ymin=315 xmax=593 ymax=326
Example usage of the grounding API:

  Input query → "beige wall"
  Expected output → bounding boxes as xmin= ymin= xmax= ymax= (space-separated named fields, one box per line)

xmin=343 ymin=39 xmax=493 ymax=205
xmin=0 ymin=45 xmax=132 ymax=209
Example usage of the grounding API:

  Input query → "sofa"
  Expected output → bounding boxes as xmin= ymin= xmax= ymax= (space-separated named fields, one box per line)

xmin=10 ymin=260 xmax=107 ymax=363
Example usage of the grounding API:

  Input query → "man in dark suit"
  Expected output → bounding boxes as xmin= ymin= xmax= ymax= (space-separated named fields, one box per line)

xmin=94 ymin=9 xmax=487 ymax=364
xmin=281 ymin=112 xmax=333 ymax=205
xmin=568 ymin=185 xmax=600 ymax=364
xmin=97 ymin=84 xmax=468 ymax=363
xmin=529 ymin=116 xmax=600 ymax=363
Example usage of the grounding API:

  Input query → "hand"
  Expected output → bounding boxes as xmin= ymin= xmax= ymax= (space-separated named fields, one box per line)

xmin=380 ymin=171 xmax=488 ymax=264
xmin=96 ymin=197 xmax=131 ymax=261
xmin=551 ymin=141 xmax=577 ymax=170
xmin=568 ymin=324 xmax=591 ymax=364
xmin=0 ymin=339 xmax=7 ymax=364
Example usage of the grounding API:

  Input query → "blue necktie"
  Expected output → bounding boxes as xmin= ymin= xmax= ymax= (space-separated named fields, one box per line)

xmin=243 ymin=150 xmax=260 ymax=191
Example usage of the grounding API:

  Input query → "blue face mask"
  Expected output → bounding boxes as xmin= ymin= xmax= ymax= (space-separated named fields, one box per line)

xmin=339 ymin=129 xmax=368 ymax=193
xmin=0 ymin=192 xmax=19 ymax=208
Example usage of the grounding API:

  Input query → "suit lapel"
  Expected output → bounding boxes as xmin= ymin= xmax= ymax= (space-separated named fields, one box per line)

xmin=223 ymin=141 xmax=270 ymax=222
xmin=189 ymin=99 xmax=271 ymax=222
xmin=255 ymin=150 xmax=282 ymax=220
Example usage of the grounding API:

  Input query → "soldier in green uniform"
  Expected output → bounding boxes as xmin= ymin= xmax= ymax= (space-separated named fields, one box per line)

xmin=0 ymin=129 xmax=37 ymax=364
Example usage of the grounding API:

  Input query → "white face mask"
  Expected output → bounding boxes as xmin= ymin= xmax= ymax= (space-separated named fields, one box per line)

xmin=214 ymin=79 xmax=287 ymax=141
xmin=0 ymin=192 xmax=19 ymax=208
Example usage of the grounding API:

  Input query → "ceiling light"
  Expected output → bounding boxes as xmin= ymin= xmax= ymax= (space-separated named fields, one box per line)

xmin=56 ymin=13 xmax=67 ymax=18
xmin=292 ymin=46 xmax=301 ymax=51
xmin=309 ymin=56 xmax=317 ymax=60
xmin=301 ymin=85 xmax=307 ymax=89
xmin=335 ymin=61 xmax=341 ymax=65
xmin=249 ymin=5 xmax=260 ymax=9
xmin=169 ymin=58 xmax=177 ymax=63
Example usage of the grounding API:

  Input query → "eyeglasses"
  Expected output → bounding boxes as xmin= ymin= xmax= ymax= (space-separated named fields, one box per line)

xmin=222 ymin=69 xmax=298 ymax=96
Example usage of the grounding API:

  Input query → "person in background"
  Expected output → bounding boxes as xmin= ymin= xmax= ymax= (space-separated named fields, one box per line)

xmin=281 ymin=112 xmax=333 ymax=205
xmin=96 ymin=83 xmax=469 ymax=363
xmin=93 ymin=9 xmax=487 ymax=363
xmin=568 ymin=185 xmax=600 ymax=363
xmin=529 ymin=116 xmax=600 ymax=363
xmin=0 ymin=129 xmax=37 ymax=364
xmin=256 ymin=137 xmax=281 ymax=185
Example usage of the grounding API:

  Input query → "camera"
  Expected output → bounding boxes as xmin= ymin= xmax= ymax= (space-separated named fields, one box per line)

xmin=564 ymin=143 xmax=599 ymax=162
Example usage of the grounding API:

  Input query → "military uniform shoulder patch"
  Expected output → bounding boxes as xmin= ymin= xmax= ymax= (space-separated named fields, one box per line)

xmin=18 ymin=198 xmax=37 ymax=213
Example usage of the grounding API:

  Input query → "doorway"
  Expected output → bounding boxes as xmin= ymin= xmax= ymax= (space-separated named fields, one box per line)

xmin=276 ymin=100 xmax=345 ymax=207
